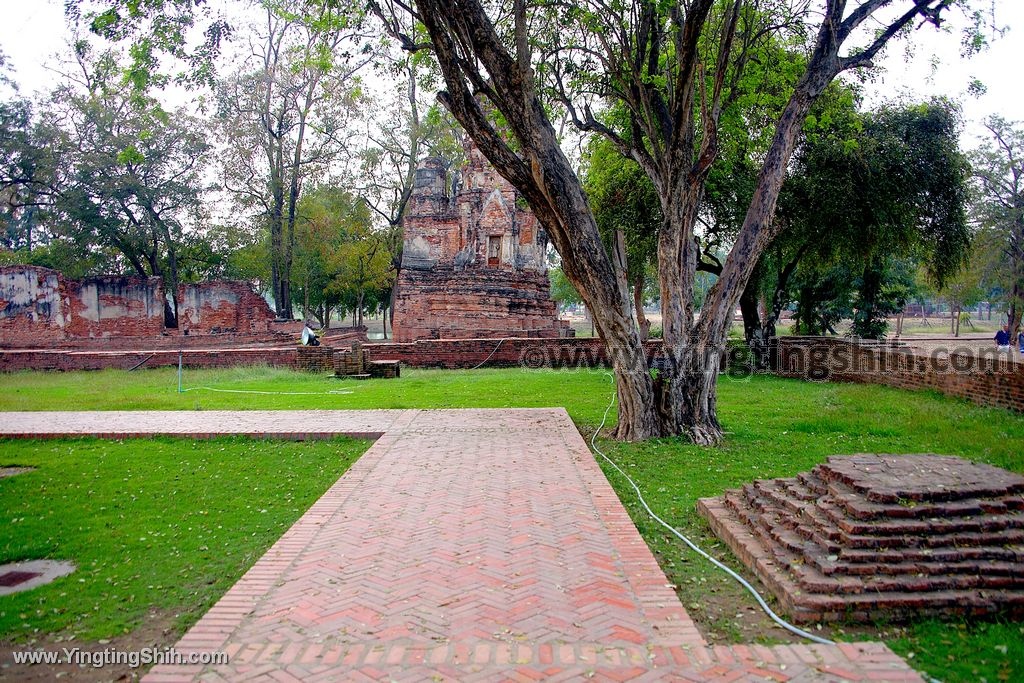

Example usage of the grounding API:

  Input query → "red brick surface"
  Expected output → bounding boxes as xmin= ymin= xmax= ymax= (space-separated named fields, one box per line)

xmin=0 ymin=409 xmax=922 ymax=681
xmin=698 ymin=454 xmax=1024 ymax=623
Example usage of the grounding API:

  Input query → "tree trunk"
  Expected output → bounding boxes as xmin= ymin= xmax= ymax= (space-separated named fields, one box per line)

xmin=269 ymin=157 xmax=287 ymax=318
xmin=633 ymin=273 xmax=650 ymax=342
xmin=739 ymin=280 xmax=760 ymax=345
xmin=656 ymin=343 xmax=723 ymax=446
xmin=1009 ymin=259 xmax=1023 ymax=336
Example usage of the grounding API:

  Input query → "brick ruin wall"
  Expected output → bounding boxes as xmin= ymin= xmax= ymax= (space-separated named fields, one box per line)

xmin=392 ymin=270 xmax=566 ymax=341
xmin=0 ymin=267 xmax=165 ymax=346
xmin=177 ymin=280 xmax=280 ymax=336
xmin=773 ymin=336 xmax=1024 ymax=413
xmin=0 ymin=266 xmax=298 ymax=349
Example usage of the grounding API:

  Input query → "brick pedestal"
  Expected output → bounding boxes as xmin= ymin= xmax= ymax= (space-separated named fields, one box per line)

xmin=698 ymin=454 xmax=1024 ymax=622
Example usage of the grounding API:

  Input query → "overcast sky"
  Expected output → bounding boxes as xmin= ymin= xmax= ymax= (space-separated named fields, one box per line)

xmin=1 ymin=0 xmax=1022 ymax=151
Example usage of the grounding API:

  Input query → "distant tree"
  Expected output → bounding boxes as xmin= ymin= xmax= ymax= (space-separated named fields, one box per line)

xmin=214 ymin=4 xmax=370 ymax=319
xmin=748 ymin=99 xmax=970 ymax=343
xmin=548 ymin=266 xmax=582 ymax=308
xmin=0 ymin=44 xmax=210 ymax=325
xmin=295 ymin=186 xmax=392 ymax=328
xmin=942 ymin=254 xmax=986 ymax=336
xmin=971 ymin=116 xmax=1024 ymax=335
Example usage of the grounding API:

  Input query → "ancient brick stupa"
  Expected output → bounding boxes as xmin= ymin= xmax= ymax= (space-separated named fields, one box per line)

xmin=391 ymin=142 xmax=569 ymax=342
xmin=698 ymin=454 xmax=1024 ymax=622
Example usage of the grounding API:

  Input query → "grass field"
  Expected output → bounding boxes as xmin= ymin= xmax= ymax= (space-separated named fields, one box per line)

xmin=0 ymin=436 xmax=368 ymax=642
xmin=1 ymin=366 xmax=1022 ymax=681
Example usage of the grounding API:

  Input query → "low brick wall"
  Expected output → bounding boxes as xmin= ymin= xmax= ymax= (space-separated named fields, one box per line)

xmin=364 ymin=337 xmax=612 ymax=369
xmin=0 ymin=348 xmax=301 ymax=372
xmin=295 ymin=346 xmax=335 ymax=373
xmin=773 ymin=336 xmax=1024 ymax=413
xmin=2 ymin=333 xmax=1021 ymax=416
xmin=0 ymin=342 xmax=371 ymax=374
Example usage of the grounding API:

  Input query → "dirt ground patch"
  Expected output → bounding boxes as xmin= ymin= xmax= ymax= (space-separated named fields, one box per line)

xmin=0 ymin=467 xmax=35 ymax=479
xmin=0 ymin=611 xmax=180 ymax=682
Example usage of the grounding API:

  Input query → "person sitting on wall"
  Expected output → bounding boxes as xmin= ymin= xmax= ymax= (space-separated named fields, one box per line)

xmin=995 ymin=324 xmax=1011 ymax=351
xmin=301 ymin=322 xmax=320 ymax=346
xmin=1018 ymin=329 xmax=1024 ymax=354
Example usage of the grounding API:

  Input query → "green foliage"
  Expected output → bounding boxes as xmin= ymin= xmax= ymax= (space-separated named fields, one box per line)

xmin=582 ymin=136 xmax=660 ymax=281
xmin=970 ymin=116 xmax=1024 ymax=328
xmin=0 ymin=44 xmax=209 ymax=304
xmin=294 ymin=185 xmax=394 ymax=324
xmin=549 ymin=266 xmax=582 ymax=307
xmin=777 ymin=99 xmax=971 ymax=338
xmin=68 ymin=0 xmax=233 ymax=89
xmin=850 ymin=257 xmax=918 ymax=338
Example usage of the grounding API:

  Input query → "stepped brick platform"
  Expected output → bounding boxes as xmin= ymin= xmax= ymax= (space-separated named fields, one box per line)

xmin=698 ymin=454 xmax=1024 ymax=623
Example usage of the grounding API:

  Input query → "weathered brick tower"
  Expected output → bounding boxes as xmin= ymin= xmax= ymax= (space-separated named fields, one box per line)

xmin=391 ymin=143 xmax=568 ymax=342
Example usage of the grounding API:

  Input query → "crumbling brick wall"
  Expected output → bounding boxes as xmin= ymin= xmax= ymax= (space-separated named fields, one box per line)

xmin=0 ymin=266 xmax=68 ymax=346
xmin=773 ymin=336 xmax=1024 ymax=413
xmin=1 ymin=266 xmax=164 ymax=344
xmin=67 ymin=276 xmax=165 ymax=339
xmin=177 ymin=281 xmax=278 ymax=335
xmin=0 ymin=266 xmax=283 ymax=348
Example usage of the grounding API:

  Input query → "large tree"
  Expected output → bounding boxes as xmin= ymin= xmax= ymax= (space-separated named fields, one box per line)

xmin=214 ymin=3 xmax=370 ymax=319
xmin=370 ymin=0 xmax=979 ymax=443
xmin=745 ymin=98 xmax=970 ymax=343
xmin=2 ymin=44 xmax=209 ymax=325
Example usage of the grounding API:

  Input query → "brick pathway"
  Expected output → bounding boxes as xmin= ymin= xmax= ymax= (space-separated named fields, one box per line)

xmin=2 ymin=409 xmax=921 ymax=681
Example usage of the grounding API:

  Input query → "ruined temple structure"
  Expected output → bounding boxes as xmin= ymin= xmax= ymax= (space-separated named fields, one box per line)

xmin=391 ymin=143 xmax=570 ymax=342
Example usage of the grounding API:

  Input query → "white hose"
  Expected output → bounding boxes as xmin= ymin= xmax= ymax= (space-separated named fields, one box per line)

xmin=589 ymin=374 xmax=835 ymax=646
xmin=468 ymin=338 xmax=507 ymax=370
xmin=179 ymin=387 xmax=353 ymax=395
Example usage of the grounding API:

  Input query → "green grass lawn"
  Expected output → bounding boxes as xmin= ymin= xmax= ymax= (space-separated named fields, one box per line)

xmin=0 ymin=436 xmax=368 ymax=642
xmin=1 ymin=366 xmax=1022 ymax=681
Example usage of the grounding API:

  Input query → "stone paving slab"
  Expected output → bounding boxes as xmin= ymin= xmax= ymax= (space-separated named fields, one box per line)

xmin=0 ymin=409 xmax=921 ymax=681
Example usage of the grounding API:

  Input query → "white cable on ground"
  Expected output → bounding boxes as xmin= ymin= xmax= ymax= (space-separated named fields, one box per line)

xmin=589 ymin=374 xmax=834 ymax=646
xmin=468 ymin=338 xmax=507 ymax=370
xmin=179 ymin=387 xmax=353 ymax=396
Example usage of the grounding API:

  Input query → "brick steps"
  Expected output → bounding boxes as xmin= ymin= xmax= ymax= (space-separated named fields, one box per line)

xmin=699 ymin=454 xmax=1024 ymax=622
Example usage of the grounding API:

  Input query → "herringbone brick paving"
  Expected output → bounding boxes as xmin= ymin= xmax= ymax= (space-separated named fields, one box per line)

xmin=2 ymin=409 xmax=921 ymax=681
